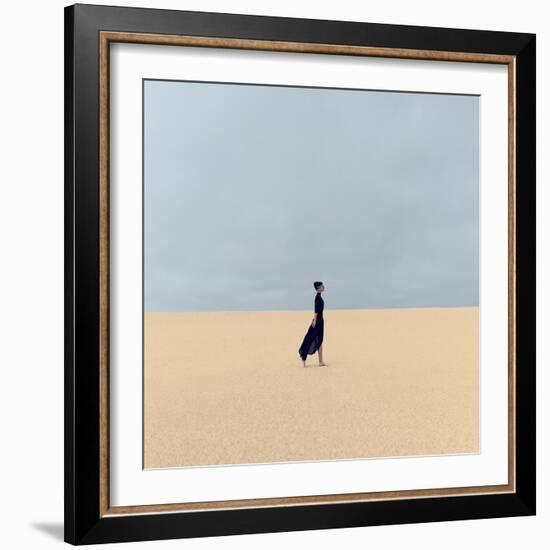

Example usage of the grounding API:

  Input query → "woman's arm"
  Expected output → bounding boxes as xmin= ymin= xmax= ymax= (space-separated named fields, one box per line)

xmin=312 ymin=295 xmax=321 ymax=326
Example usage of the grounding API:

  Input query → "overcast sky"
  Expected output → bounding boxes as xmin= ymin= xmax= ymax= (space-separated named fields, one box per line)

xmin=144 ymin=79 xmax=479 ymax=312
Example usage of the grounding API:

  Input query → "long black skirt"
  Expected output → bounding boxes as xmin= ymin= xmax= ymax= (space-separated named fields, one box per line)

xmin=298 ymin=316 xmax=324 ymax=360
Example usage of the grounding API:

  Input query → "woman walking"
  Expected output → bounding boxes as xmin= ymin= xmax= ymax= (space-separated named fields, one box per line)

xmin=298 ymin=281 xmax=327 ymax=367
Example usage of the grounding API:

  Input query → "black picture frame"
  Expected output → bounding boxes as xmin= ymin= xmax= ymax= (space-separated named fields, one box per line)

xmin=64 ymin=3 xmax=536 ymax=545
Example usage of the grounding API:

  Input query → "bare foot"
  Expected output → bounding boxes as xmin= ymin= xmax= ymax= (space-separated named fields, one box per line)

xmin=319 ymin=362 xmax=328 ymax=366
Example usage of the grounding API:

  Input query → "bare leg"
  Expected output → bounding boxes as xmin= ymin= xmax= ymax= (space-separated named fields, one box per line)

xmin=302 ymin=358 xmax=306 ymax=367
xmin=318 ymin=345 xmax=327 ymax=366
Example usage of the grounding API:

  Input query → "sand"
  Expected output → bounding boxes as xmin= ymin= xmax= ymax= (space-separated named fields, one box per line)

xmin=143 ymin=307 xmax=479 ymax=469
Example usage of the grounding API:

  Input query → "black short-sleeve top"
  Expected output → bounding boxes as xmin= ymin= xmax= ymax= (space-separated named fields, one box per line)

xmin=314 ymin=293 xmax=324 ymax=316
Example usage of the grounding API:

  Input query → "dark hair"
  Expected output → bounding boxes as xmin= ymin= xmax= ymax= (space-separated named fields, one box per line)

xmin=313 ymin=281 xmax=323 ymax=290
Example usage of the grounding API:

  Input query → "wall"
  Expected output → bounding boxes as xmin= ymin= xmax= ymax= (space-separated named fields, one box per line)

xmin=0 ymin=0 xmax=545 ymax=548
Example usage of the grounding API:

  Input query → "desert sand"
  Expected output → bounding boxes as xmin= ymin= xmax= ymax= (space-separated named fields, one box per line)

xmin=144 ymin=307 xmax=479 ymax=469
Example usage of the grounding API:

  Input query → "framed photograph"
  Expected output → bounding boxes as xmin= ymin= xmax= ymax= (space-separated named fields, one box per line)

xmin=64 ymin=3 xmax=536 ymax=545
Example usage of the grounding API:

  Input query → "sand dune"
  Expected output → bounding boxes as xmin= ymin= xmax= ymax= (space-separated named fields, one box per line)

xmin=144 ymin=307 xmax=479 ymax=468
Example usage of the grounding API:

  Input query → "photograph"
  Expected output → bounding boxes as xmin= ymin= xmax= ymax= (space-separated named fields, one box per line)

xmin=62 ymin=3 xmax=537 ymax=544
xmin=142 ymin=79 xmax=480 ymax=469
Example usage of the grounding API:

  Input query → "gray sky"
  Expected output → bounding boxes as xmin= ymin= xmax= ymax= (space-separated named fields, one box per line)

xmin=144 ymin=79 xmax=479 ymax=312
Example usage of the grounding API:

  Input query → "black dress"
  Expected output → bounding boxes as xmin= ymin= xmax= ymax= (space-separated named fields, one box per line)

xmin=298 ymin=293 xmax=324 ymax=361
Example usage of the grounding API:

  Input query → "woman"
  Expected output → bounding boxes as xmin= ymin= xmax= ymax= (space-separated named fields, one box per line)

xmin=298 ymin=281 xmax=327 ymax=367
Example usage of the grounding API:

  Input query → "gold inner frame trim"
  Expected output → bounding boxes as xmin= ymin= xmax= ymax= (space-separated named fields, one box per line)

xmin=98 ymin=31 xmax=516 ymax=517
